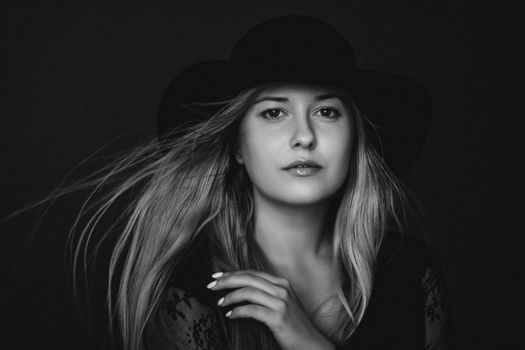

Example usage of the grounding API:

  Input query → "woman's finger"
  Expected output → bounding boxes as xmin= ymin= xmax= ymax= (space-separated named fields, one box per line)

xmin=226 ymin=269 xmax=290 ymax=288
xmin=208 ymin=272 xmax=286 ymax=297
xmin=219 ymin=286 xmax=285 ymax=311
xmin=225 ymin=304 xmax=280 ymax=328
xmin=211 ymin=269 xmax=291 ymax=292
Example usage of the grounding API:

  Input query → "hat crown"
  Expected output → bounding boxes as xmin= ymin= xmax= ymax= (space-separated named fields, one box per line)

xmin=230 ymin=15 xmax=356 ymax=70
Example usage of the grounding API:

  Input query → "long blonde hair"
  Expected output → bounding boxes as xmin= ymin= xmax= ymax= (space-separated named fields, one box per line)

xmin=25 ymin=85 xmax=411 ymax=349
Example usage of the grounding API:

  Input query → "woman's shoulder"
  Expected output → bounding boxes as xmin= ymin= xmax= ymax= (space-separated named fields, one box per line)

xmin=378 ymin=231 xmax=442 ymax=278
xmin=145 ymin=237 xmax=226 ymax=349
xmin=145 ymin=285 xmax=226 ymax=350
xmin=346 ymin=232 xmax=448 ymax=349
xmin=373 ymin=231 xmax=447 ymax=312
xmin=168 ymin=236 xmax=217 ymax=307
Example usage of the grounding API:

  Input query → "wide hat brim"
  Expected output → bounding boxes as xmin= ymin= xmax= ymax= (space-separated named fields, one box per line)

xmin=157 ymin=16 xmax=432 ymax=177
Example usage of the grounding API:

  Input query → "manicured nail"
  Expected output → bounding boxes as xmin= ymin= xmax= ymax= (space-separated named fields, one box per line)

xmin=217 ymin=297 xmax=224 ymax=306
xmin=207 ymin=280 xmax=217 ymax=289
xmin=225 ymin=310 xmax=232 ymax=317
xmin=211 ymin=272 xmax=223 ymax=279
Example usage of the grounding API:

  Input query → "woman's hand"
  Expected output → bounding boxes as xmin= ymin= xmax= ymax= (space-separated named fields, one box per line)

xmin=207 ymin=270 xmax=336 ymax=350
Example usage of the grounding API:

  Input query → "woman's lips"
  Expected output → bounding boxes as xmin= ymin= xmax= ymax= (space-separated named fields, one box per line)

xmin=284 ymin=166 xmax=321 ymax=176
xmin=282 ymin=159 xmax=322 ymax=170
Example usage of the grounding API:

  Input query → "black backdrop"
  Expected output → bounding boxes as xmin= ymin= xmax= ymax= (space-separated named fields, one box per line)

xmin=1 ymin=1 xmax=522 ymax=349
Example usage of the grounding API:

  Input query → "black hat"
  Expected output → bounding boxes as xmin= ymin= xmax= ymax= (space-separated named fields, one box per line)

xmin=157 ymin=15 xmax=432 ymax=176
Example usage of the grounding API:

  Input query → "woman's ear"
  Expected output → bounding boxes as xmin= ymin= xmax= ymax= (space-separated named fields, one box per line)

xmin=235 ymin=150 xmax=244 ymax=164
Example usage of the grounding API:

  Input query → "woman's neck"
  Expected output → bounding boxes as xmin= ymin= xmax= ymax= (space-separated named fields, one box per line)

xmin=252 ymin=191 xmax=334 ymax=269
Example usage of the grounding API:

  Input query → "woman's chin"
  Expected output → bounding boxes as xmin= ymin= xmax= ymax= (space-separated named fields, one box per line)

xmin=271 ymin=190 xmax=336 ymax=207
xmin=253 ymin=181 xmax=342 ymax=207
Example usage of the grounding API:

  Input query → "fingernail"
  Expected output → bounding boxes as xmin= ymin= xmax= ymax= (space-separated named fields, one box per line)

xmin=217 ymin=297 xmax=224 ymax=306
xmin=211 ymin=272 xmax=223 ymax=279
xmin=225 ymin=310 xmax=232 ymax=317
xmin=207 ymin=280 xmax=217 ymax=289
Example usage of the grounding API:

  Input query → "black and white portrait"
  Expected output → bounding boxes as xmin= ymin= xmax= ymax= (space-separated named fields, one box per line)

xmin=1 ymin=2 xmax=521 ymax=349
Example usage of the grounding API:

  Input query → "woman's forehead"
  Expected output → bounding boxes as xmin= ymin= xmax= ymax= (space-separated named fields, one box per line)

xmin=254 ymin=83 xmax=350 ymax=100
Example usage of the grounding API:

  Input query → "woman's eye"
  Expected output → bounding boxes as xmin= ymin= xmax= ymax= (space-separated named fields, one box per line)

xmin=314 ymin=107 xmax=341 ymax=119
xmin=260 ymin=108 xmax=285 ymax=119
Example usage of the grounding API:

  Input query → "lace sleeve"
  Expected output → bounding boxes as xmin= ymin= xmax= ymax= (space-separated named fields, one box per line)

xmin=145 ymin=286 xmax=226 ymax=350
xmin=422 ymin=267 xmax=447 ymax=350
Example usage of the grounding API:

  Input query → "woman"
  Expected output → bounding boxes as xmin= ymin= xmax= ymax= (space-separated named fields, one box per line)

xmin=61 ymin=16 xmax=447 ymax=350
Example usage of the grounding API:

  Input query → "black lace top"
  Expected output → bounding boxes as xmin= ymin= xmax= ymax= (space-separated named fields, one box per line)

xmin=144 ymin=233 xmax=448 ymax=350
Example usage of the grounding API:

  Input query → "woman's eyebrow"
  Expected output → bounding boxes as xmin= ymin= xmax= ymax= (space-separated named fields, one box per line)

xmin=253 ymin=96 xmax=289 ymax=105
xmin=253 ymin=93 xmax=341 ymax=105
xmin=314 ymin=93 xmax=341 ymax=101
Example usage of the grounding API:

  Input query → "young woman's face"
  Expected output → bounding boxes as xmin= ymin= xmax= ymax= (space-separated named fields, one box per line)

xmin=236 ymin=84 xmax=354 ymax=206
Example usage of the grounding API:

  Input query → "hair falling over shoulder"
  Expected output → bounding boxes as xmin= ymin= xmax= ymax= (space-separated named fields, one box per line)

xmin=28 ymin=87 xmax=414 ymax=350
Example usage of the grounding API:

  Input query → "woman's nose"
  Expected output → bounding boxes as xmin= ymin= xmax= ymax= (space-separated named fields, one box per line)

xmin=291 ymin=116 xmax=316 ymax=149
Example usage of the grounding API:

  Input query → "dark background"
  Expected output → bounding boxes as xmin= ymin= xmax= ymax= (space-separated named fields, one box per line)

xmin=1 ymin=1 xmax=522 ymax=349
